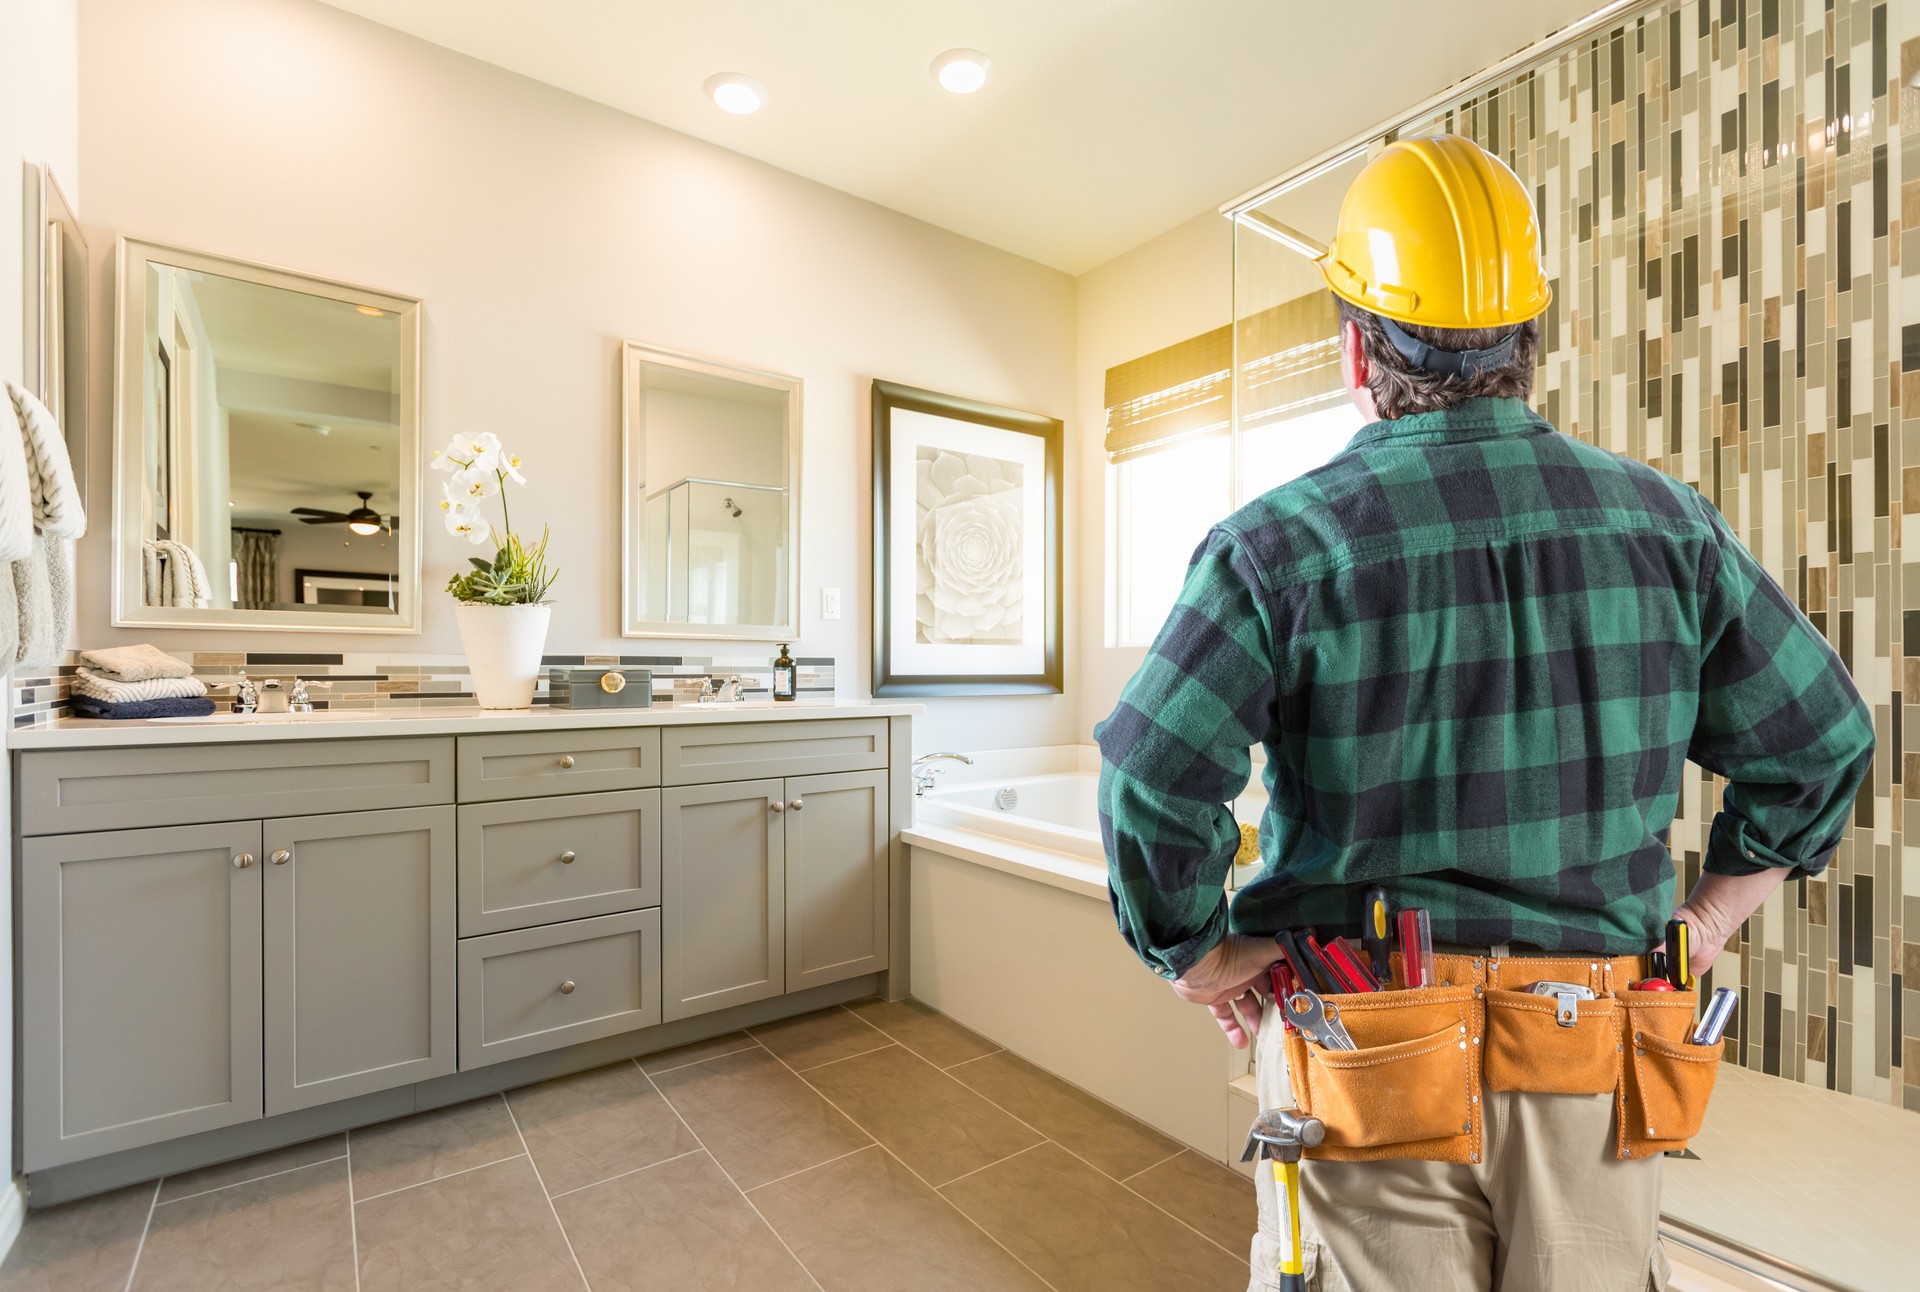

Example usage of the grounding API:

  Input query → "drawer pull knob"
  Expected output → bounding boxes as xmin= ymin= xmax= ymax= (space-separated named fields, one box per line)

xmin=233 ymin=852 xmax=255 ymax=869
xmin=771 ymin=801 xmax=785 ymax=813
xmin=790 ymin=798 xmax=805 ymax=812
xmin=560 ymin=980 xmax=576 ymax=995
xmin=559 ymin=755 xmax=576 ymax=769
xmin=558 ymin=850 xmax=577 ymax=864
xmin=271 ymin=850 xmax=292 ymax=866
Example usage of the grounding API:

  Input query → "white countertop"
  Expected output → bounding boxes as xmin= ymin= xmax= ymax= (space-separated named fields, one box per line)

xmin=8 ymin=699 xmax=922 ymax=750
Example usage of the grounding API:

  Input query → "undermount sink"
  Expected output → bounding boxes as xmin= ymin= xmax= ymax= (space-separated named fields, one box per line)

xmin=145 ymin=710 xmax=378 ymax=725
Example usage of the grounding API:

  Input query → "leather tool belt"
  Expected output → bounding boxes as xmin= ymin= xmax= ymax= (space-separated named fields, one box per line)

xmin=1279 ymin=949 xmax=1722 ymax=1164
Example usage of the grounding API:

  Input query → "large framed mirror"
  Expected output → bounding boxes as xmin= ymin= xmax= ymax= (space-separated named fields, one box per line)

xmin=22 ymin=163 xmax=89 ymax=504
xmin=620 ymin=342 xmax=800 ymax=639
xmin=112 ymin=239 xmax=422 ymax=632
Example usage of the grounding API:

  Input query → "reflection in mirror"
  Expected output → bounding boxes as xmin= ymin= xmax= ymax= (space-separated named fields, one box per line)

xmin=114 ymin=240 xmax=420 ymax=631
xmin=622 ymin=344 xmax=800 ymax=638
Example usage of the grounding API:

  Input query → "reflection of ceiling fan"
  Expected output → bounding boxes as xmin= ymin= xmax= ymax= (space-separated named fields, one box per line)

xmin=291 ymin=491 xmax=393 ymax=537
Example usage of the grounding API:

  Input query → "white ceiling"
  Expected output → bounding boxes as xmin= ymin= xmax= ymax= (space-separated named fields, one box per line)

xmin=318 ymin=0 xmax=1605 ymax=274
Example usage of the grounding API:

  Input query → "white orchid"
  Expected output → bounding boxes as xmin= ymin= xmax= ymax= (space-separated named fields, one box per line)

xmin=444 ymin=510 xmax=490 ymax=545
xmin=500 ymin=451 xmax=527 ymax=485
xmin=448 ymin=466 xmax=499 ymax=504
xmin=429 ymin=433 xmax=555 ymax=603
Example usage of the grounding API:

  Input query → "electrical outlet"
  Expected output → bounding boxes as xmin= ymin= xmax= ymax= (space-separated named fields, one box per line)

xmin=821 ymin=587 xmax=842 ymax=620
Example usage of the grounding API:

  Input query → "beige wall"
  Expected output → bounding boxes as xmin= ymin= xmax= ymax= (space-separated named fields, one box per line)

xmin=74 ymin=0 xmax=1079 ymax=752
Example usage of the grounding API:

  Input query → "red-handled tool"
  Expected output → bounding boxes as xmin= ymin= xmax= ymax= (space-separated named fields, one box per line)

xmin=1398 ymin=908 xmax=1435 ymax=988
xmin=1312 ymin=933 xmax=1379 ymax=992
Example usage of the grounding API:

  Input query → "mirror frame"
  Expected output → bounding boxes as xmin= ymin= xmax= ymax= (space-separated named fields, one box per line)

xmin=111 ymin=237 xmax=424 ymax=633
xmin=22 ymin=163 xmax=90 ymax=506
xmin=619 ymin=340 xmax=802 ymax=640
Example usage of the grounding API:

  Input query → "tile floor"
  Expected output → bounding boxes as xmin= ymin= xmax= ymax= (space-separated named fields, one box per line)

xmin=0 ymin=998 xmax=1255 ymax=1291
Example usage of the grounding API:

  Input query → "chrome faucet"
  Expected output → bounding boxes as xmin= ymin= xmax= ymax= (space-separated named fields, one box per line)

xmin=911 ymin=751 xmax=973 ymax=798
xmin=257 ymin=678 xmax=289 ymax=714
xmin=288 ymin=679 xmax=330 ymax=713
xmin=231 ymin=676 xmax=259 ymax=715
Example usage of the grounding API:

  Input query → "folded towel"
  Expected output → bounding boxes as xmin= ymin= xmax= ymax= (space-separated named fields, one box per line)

xmin=73 ymin=668 xmax=207 ymax=703
xmin=70 ymin=694 xmax=217 ymax=721
xmin=5 ymin=376 xmax=84 ymax=539
xmin=78 ymin=643 xmax=195 ymax=681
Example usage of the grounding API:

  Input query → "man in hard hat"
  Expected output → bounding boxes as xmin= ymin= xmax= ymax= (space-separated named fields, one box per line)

xmin=1096 ymin=134 xmax=1873 ymax=1290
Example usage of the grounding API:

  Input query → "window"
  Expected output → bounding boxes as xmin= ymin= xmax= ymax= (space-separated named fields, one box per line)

xmin=1104 ymin=292 xmax=1354 ymax=647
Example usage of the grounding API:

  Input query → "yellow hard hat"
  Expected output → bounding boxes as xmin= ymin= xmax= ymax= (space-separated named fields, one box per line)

xmin=1319 ymin=135 xmax=1551 ymax=330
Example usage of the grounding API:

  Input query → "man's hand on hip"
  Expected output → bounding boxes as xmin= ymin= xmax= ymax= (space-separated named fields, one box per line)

xmin=1171 ymin=934 xmax=1278 ymax=1049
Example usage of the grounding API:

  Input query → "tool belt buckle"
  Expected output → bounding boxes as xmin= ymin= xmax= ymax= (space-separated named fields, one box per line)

xmin=1525 ymin=980 xmax=1595 ymax=1029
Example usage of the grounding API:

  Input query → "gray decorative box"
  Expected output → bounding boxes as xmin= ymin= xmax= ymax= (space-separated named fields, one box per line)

xmin=546 ymin=667 xmax=652 ymax=709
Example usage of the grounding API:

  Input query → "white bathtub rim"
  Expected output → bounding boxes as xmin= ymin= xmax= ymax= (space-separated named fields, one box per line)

xmin=902 ymin=823 xmax=1110 ymax=902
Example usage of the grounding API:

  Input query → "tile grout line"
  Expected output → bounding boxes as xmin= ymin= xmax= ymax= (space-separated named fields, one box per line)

xmin=783 ymin=1040 xmax=900 ymax=1074
xmin=835 ymin=998 xmax=1008 ymax=1071
xmin=349 ymin=1151 xmax=531 ymax=1205
xmin=933 ymin=1139 xmax=1050 ymax=1191
xmin=943 ymin=1047 xmax=1006 ymax=1070
xmin=120 ymin=1178 xmax=161 ymax=1292
xmin=545 ymin=1147 xmax=708 ymax=1201
xmin=639 ymin=1043 xmax=761 ymax=1077
xmin=153 ymin=1154 xmax=351 ymax=1207
xmin=1117 ymin=1147 xmax=1187 ymax=1184
xmin=761 ymin=1046 xmax=1065 ymax=1292
xmin=499 ymin=1091 xmax=593 ymax=1292
xmin=741 ymin=1144 xmax=878 ymax=1195
xmin=345 ymin=1128 xmax=361 ymax=1292
xmin=632 ymin=1058 xmax=829 ymax=1292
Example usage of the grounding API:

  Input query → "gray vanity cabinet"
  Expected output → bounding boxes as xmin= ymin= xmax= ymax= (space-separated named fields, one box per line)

xmin=21 ymin=822 xmax=265 ymax=1172
xmin=661 ymin=779 xmax=786 ymax=1022
xmin=785 ymin=770 xmax=889 ymax=992
xmin=263 ymin=806 xmax=456 ymax=1114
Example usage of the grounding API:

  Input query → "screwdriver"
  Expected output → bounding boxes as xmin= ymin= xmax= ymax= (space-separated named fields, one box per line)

xmin=1361 ymin=886 xmax=1392 ymax=981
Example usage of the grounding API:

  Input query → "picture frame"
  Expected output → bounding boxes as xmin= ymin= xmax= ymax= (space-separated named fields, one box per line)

xmin=872 ymin=379 xmax=1062 ymax=696
xmin=294 ymin=567 xmax=397 ymax=609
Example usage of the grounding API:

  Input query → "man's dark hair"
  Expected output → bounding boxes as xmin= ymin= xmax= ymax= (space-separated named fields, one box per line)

xmin=1336 ymin=297 xmax=1540 ymax=420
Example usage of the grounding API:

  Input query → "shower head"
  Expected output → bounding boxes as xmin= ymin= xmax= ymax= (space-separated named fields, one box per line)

xmin=723 ymin=497 xmax=743 ymax=518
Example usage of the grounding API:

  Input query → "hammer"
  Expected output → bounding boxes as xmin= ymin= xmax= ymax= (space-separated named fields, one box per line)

xmin=1241 ymin=1108 xmax=1325 ymax=1292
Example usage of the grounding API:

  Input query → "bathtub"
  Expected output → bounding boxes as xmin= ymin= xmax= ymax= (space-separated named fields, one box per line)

xmin=901 ymin=746 xmax=1263 ymax=1160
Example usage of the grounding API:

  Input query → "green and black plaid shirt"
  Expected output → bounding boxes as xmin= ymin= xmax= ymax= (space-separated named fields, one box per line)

xmin=1096 ymin=397 xmax=1875 ymax=979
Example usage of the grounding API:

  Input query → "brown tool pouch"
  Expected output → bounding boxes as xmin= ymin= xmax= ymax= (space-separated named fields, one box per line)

xmin=1282 ymin=985 xmax=1480 ymax=1163
xmin=1483 ymin=987 xmax=1620 ymax=1095
xmin=1615 ymin=987 xmax=1722 ymax=1159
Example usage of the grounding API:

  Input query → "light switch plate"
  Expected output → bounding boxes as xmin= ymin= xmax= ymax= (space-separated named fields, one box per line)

xmin=821 ymin=587 xmax=842 ymax=620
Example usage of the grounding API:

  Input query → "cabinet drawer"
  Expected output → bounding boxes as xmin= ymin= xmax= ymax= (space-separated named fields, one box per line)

xmin=457 ymin=909 xmax=661 ymax=1068
xmin=457 ymin=729 xmax=662 ymax=801
xmin=662 ymin=719 xmax=886 ymax=786
xmin=18 ymin=738 xmax=454 ymax=836
xmin=458 ymin=791 xmax=660 ymax=936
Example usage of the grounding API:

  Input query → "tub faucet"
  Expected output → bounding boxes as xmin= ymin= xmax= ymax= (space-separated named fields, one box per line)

xmin=912 ymin=751 xmax=973 ymax=798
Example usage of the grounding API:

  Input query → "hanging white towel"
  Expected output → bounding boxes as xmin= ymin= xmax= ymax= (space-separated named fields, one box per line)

xmin=13 ymin=534 xmax=67 ymax=666
xmin=4 ymin=377 xmax=84 ymax=538
xmin=157 ymin=539 xmax=212 ymax=609
xmin=0 ymin=381 xmax=34 ymax=565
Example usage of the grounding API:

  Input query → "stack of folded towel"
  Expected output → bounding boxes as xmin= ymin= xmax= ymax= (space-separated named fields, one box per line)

xmin=71 ymin=644 xmax=214 ymax=719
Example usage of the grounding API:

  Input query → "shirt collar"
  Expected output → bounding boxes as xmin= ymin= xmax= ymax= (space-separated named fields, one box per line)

xmin=1339 ymin=397 xmax=1552 ymax=455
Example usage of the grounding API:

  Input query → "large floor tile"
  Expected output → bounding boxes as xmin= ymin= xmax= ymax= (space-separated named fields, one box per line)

xmin=638 ymin=1032 xmax=759 ymax=1074
xmin=653 ymin=1049 xmax=870 ymax=1189
xmin=755 ymin=1146 xmax=1046 ymax=1292
xmin=948 ymin=1050 xmax=1181 ymax=1179
xmin=348 ymin=1095 xmax=524 ymax=1200
xmin=132 ymin=1159 xmax=355 ymax=1292
xmin=845 ymin=998 xmax=1001 ymax=1068
xmin=507 ymin=1061 xmax=698 ymax=1196
xmin=0 ymin=1182 xmax=154 ymax=1292
xmin=799 ymin=1045 xmax=1042 ymax=1186
xmin=157 ymin=1134 xmax=346 ymax=1203
xmin=355 ymin=1156 xmax=580 ymax=1292
xmin=1123 ymin=1150 xmax=1256 ymax=1255
xmin=748 ymin=1008 xmax=891 ymax=1070
xmin=554 ymin=1150 xmax=813 ymax=1291
xmin=942 ymin=1143 xmax=1246 ymax=1292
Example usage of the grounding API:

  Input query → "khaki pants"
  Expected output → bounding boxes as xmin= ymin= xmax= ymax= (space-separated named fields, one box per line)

xmin=1249 ymin=998 xmax=1670 ymax=1291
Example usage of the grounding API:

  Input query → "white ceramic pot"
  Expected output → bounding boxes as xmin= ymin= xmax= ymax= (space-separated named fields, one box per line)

xmin=454 ymin=601 xmax=552 ymax=709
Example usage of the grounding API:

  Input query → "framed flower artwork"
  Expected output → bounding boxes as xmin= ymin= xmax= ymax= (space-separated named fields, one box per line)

xmin=871 ymin=380 xmax=1062 ymax=696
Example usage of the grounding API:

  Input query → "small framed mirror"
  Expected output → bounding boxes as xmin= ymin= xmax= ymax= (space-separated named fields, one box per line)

xmin=112 ymin=239 xmax=422 ymax=632
xmin=621 ymin=342 xmax=801 ymax=639
xmin=22 ymin=163 xmax=89 ymax=503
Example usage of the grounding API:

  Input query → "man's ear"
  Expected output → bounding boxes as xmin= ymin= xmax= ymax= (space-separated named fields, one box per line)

xmin=1340 ymin=319 xmax=1379 ymax=420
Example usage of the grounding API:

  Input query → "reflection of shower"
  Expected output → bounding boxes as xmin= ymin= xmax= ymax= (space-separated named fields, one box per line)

xmin=722 ymin=497 xmax=743 ymax=518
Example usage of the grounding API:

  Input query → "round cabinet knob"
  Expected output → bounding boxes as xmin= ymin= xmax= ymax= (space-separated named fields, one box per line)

xmin=559 ymin=980 xmax=576 ymax=995
xmin=771 ymin=801 xmax=785 ymax=813
xmin=270 ymin=850 xmax=292 ymax=866
xmin=558 ymin=850 xmax=577 ymax=864
xmin=233 ymin=853 xmax=255 ymax=869
xmin=790 ymin=798 xmax=805 ymax=812
xmin=559 ymin=755 xmax=576 ymax=769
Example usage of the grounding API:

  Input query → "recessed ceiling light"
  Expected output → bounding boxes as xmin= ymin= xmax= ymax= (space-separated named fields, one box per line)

xmin=355 ymin=305 xmax=385 ymax=317
xmin=931 ymin=48 xmax=992 ymax=94
xmin=704 ymin=72 xmax=767 ymax=115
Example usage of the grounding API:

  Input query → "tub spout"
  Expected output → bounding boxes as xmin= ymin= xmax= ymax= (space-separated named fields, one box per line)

xmin=912 ymin=751 xmax=973 ymax=797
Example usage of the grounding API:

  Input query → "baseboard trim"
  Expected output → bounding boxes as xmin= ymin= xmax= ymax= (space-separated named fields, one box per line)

xmin=0 ymin=1178 xmax=26 ymax=1266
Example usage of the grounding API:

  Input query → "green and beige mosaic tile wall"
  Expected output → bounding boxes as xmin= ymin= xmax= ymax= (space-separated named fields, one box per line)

xmin=1434 ymin=0 xmax=1915 ymax=1107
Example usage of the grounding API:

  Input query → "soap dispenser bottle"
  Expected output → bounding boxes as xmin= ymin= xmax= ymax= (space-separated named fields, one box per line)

xmin=772 ymin=643 xmax=796 ymax=702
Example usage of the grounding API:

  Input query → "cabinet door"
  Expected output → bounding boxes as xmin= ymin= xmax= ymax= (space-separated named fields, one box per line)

xmin=22 ymin=821 xmax=264 ymax=1171
xmin=263 ymin=806 xmax=456 ymax=1115
xmin=784 ymin=770 xmax=889 ymax=992
xmin=661 ymin=779 xmax=784 ymax=1021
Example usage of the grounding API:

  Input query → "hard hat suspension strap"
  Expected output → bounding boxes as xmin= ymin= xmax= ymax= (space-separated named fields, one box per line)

xmin=1377 ymin=315 xmax=1520 ymax=380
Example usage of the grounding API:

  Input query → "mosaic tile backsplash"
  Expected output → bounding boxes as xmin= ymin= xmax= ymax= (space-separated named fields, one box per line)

xmin=1429 ymin=0 xmax=1916 ymax=1108
xmin=12 ymin=650 xmax=835 ymax=726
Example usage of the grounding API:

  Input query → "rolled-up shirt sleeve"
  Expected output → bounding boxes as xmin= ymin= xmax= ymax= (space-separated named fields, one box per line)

xmin=1095 ymin=525 xmax=1277 ymax=978
xmin=1688 ymin=500 xmax=1875 ymax=881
